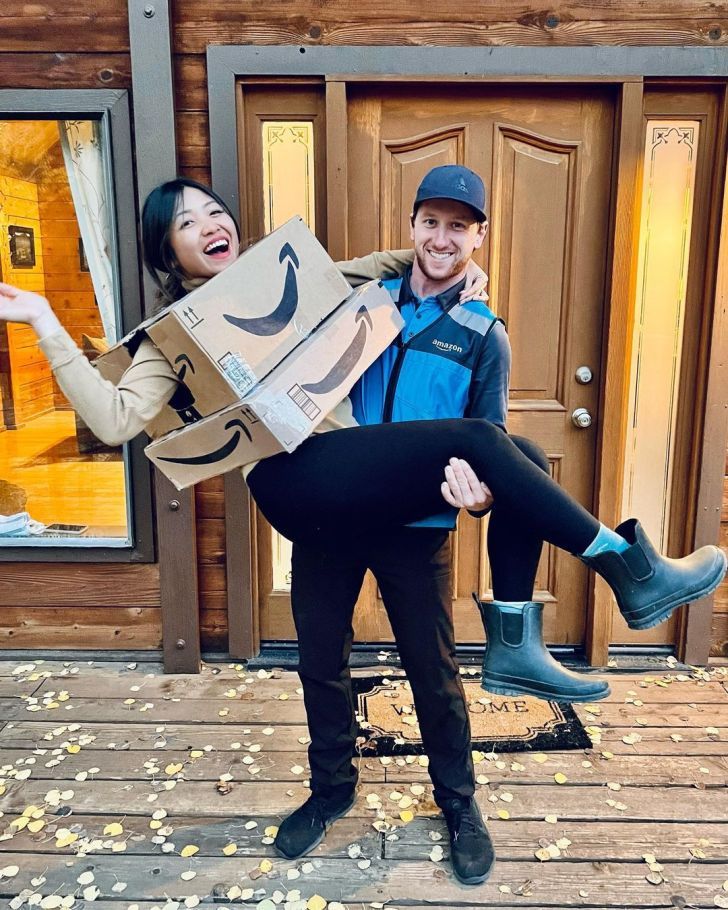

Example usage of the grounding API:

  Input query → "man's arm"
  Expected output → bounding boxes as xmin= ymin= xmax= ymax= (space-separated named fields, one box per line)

xmin=465 ymin=320 xmax=511 ymax=428
xmin=461 ymin=320 xmax=511 ymax=516
xmin=336 ymin=250 xmax=414 ymax=286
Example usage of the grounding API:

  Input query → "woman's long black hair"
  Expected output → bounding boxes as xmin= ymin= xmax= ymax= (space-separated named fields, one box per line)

xmin=141 ymin=177 xmax=241 ymax=305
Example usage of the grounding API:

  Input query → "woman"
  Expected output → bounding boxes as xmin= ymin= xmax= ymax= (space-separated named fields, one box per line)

xmin=1 ymin=178 xmax=725 ymax=636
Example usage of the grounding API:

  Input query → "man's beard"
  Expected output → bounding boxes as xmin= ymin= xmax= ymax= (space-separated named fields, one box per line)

xmin=415 ymin=250 xmax=468 ymax=284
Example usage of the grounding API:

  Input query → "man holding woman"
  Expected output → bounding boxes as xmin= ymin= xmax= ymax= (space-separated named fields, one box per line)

xmin=0 ymin=169 xmax=724 ymax=888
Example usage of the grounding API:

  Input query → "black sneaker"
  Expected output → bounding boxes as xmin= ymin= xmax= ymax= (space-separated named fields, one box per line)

xmin=274 ymin=791 xmax=356 ymax=859
xmin=440 ymin=796 xmax=495 ymax=885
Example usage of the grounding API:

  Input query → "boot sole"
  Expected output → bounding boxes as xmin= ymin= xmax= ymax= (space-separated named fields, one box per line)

xmin=454 ymin=864 xmax=494 ymax=886
xmin=625 ymin=549 xmax=728 ymax=630
xmin=273 ymin=794 xmax=357 ymax=860
xmin=481 ymin=675 xmax=611 ymax=703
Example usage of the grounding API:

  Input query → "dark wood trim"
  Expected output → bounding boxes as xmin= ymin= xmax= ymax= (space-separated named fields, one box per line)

xmin=154 ymin=475 xmax=201 ymax=672
xmin=224 ymin=472 xmax=259 ymax=658
xmin=206 ymin=46 xmax=728 ymax=660
xmin=0 ymin=89 xmax=154 ymax=565
xmin=325 ymin=81 xmax=348 ymax=261
xmin=588 ymin=80 xmax=645 ymax=666
xmin=207 ymin=45 xmax=728 ymax=79
xmin=683 ymin=85 xmax=728 ymax=665
xmin=129 ymin=0 xmax=200 ymax=673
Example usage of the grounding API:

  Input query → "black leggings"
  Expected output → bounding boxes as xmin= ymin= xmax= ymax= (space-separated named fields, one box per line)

xmin=248 ymin=418 xmax=600 ymax=555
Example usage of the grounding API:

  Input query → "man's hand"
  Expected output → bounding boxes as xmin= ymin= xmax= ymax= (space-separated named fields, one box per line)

xmin=441 ymin=457 xmax=494 ymax=513
xmin=459 ymin=261 xmax=489 ymax=303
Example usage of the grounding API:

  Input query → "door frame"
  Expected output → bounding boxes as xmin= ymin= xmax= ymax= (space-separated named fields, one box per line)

xmin=208 ymin=46 xmax=728 ymax=665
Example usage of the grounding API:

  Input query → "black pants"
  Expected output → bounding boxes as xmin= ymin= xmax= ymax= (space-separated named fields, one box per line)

xmin=247 ymin=420 xmax=599 ymax=801
xmin=291 ymin=527 xmax=474 ymax=805
xmin=248 ymin=418 xmax=600 ymax=555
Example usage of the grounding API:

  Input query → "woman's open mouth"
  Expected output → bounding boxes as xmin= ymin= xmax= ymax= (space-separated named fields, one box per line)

xmin=203 ymin=238 xmax=231 ymax=259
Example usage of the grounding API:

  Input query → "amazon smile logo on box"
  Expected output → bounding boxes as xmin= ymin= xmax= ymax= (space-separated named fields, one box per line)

xmin=146 ymin=281 xmax=404 ymax=490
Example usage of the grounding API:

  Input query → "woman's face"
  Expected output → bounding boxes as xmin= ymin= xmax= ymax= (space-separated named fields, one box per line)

xmin=168 ymin=186 xmax=240 ymax=280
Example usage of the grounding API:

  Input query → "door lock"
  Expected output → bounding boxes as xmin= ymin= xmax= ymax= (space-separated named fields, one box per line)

xmin=572 ymin=408 xmax=592 ymax=429
xmin=575 ymin=365 xmax=593 ymax=384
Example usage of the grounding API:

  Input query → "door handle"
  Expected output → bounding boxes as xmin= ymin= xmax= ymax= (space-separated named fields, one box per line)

xmin=572 ymin=408 xmax=592 ymax=429
xmin=571 ymin=408 xmax=592 ymax=430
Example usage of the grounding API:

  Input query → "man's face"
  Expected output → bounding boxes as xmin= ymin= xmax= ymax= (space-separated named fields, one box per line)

xmin=410 ymin=198 xmax=487 ymax=291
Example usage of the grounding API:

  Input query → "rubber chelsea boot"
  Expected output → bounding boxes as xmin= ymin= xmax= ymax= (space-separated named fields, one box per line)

xmin=474 ymin=597 xmax=611 ymax=703
xmin=579 ymin=518 xmax=727 ymax=630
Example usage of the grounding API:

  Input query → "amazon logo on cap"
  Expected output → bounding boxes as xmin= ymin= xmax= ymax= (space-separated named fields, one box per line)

xmin=298 ymin=305 xmax=373 ymax=396
xmin=157 ymin=417 xmax=252 ymax=466
xmin=224 ymin=243 xmax=300 ymax=337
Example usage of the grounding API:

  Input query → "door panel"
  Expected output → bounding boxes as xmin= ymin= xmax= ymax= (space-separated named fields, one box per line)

xmin=345 ymin=85 xmax=614 ymax=645
xmin=254 ymin=83 xmax=615 ymax=648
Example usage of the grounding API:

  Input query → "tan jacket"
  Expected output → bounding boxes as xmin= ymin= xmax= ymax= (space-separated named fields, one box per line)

xmin=39 ymin=249 xmax=414 ymax=476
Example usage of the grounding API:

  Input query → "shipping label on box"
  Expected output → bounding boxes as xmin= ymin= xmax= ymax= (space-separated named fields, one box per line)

xmin=146 ymin=281 xmax=403 ymax=489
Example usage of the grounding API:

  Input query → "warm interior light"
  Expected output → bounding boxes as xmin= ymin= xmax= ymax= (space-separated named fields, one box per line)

xmin=262 ymin=120 xmax=316 ymax=588
xmin=621 ymin=120 xmax=700 ymax=550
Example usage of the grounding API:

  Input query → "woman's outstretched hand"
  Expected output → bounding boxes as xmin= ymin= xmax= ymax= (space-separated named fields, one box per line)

xmin=0 ymin=282 xmax=61 ymax=339
xmin=459 ymin=261 xmax=489 ymax=303
xmin=441 ymin=457 xmax=494 ymax=513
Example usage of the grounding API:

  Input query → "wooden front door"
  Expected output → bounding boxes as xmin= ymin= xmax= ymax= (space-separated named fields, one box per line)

xmin=255 ymin=83 xmax=615 ymax=648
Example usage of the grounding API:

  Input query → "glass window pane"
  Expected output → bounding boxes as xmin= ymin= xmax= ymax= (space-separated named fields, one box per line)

xmin=262 ymin=121 xmax=316 ymax=235
xmin=261 ymin=120 xmax=316 ymax=589
xmin=621 ymin=120 xmax=700 ymax=548
xmin=0 ymin=118 xmax=131 ymax=547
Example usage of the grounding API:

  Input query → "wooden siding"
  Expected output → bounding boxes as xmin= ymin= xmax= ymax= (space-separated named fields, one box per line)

xmin=0 ymin=1 xmax=726 ymax=656
xmin=169 ymin=1 xmax=728 ymax=655
xmin=0 ymin=176 xmax=54 ymax=426
xmin=0 ymin=3 xmax=160 ymax=652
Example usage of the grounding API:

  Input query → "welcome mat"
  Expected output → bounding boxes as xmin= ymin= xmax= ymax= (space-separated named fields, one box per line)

xmin=353 ymin=674 xmax=592 ymax=755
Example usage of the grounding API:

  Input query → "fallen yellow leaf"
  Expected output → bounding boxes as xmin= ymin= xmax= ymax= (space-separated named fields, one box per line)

xmin=222 ymin=843 xmax=237 ymax=856
xmin=103 ymin=822 xmax=124 ymax=837
xmin=180 ymin=845 xmax=199 ymax=858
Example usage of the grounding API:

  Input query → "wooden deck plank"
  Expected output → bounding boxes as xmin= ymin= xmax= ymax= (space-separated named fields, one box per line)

xmin=1 ymin=720 xmax=725 ymax=755
xmin=1 ymin=660 xmax=727 ymax=910
xmin=6 ymin=696 xmax=728 ymax=727
xmin=0 ymin=814 xmax=382 ymax=859
xmin=0 ymin=679 xmax=42 ymax=697
xmin=25 ymin=670 xmax=728 ymax=703
xmin=0 ymin=749 xmax=387 ymax=783
xmin=2 ymin=815 xmax=726 ymax=862
xmin=0 ymin=852 xmax=726 ymax=907
xmin=2 ymin=780 xmax=727 ymax=820
xmin=0 ymin=748 xmax=724 ymax=787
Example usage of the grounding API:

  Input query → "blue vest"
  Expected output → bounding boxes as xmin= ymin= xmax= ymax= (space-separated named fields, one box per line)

xmin=350 ymin=269 xmax=510 ymax=528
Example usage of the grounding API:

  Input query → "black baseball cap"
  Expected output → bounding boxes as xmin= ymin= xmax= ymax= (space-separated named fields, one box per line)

xmin=413 ymin=164 xmax=488 ymax=222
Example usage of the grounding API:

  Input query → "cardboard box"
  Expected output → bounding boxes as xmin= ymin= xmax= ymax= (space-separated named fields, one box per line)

xmin=96 ymin=216 xmax=353 ymax=435
xmin=145 ymin=281 xmax=403 ymax=490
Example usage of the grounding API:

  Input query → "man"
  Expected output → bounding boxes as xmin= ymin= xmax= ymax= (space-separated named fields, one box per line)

xmin=274 ymin=165 xmax=606 ymax=883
